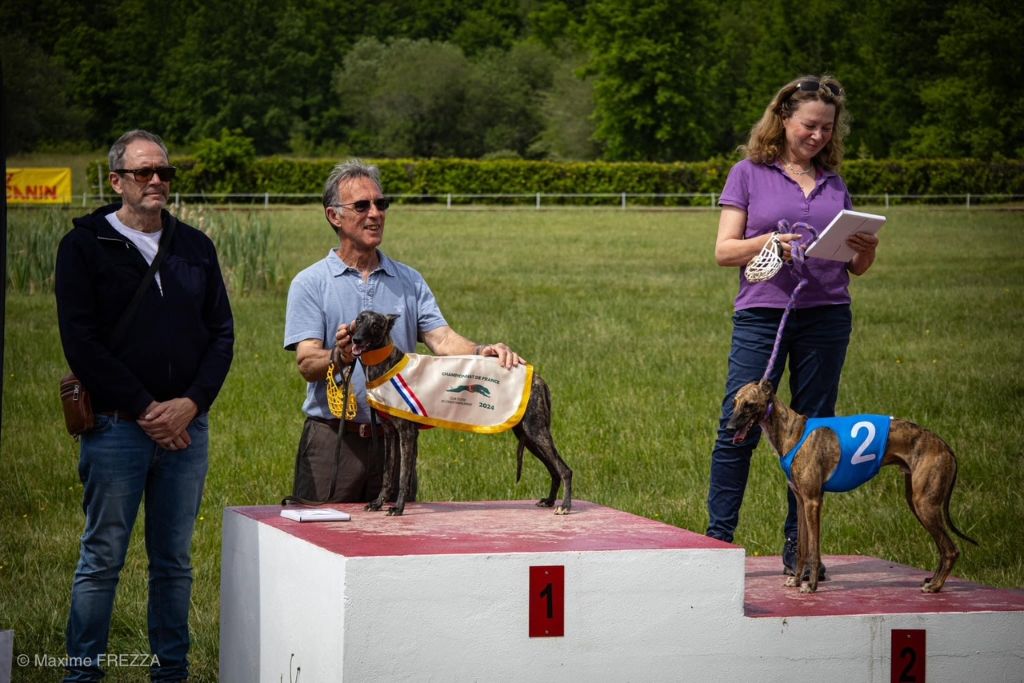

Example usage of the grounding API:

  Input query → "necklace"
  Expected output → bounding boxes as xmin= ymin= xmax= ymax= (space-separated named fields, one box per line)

xmin=785 ymin=161 xmax=814 ymax=177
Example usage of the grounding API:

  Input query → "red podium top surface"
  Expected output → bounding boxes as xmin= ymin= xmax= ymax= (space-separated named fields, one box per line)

xmin=236 ymin=499 xmax=733 ymax=558
xmin=744 ymin=554 xmax=1024 ymax=618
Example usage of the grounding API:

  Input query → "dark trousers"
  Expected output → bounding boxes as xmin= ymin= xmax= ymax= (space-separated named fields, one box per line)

xmin=292 ymin=416 xmax=416 ymax=503
xmin=706 ymin=305 xmax=852 ymax=543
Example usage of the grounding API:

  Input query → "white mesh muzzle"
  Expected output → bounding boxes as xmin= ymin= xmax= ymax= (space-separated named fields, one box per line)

xmin=744 ymin=233 xmax=784 ymax=283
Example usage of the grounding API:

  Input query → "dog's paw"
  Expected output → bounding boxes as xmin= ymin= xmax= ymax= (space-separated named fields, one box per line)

xmin=799 ymin=582 xmax=817 ymax=594
xmin=364 ymin=501 xmax=383 ymax=512
xmin=921 ymin=578 xmax=943 ymax=593
xmin=784 ymin=576 xmax=799 ymax=588
xmin=554 ymin=505 xmax=571 ymax=515
xmin=386 ymin=506 xmax=405 ymax=516
xmin=535 ymin=499 xmax=555 ymax=508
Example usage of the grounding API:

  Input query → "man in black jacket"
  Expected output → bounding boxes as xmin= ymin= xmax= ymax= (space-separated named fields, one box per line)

xmin=55 ymin=129 xmax=234 ymax=682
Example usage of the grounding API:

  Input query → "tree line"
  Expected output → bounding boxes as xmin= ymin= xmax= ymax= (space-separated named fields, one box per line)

xmin=2 ymin=0 xmax=1021 ymax=162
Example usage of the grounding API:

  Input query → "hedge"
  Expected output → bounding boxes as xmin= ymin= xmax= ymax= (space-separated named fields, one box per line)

xmin=86 ymin=158 xmax=1024 ymax=205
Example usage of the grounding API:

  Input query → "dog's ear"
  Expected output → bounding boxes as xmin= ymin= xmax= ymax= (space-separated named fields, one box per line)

xmin=384 ymin=313 xmax=400 ymax=334
xmin=757 ymin=379 xmax=776 ymax=396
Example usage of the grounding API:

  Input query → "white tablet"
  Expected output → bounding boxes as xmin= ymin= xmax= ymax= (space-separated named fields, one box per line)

xmin=805 ymin=210 xmax=886 ymax=262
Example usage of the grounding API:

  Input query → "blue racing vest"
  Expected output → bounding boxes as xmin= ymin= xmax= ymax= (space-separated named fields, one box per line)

xmin=780 ymin=415 xmax=892 ymax=492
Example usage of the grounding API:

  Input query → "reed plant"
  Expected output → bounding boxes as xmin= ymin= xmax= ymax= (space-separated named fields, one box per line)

xmin=5 ymin=208 xmax=66 ymax=294
xmin=176 ymin=204 xmax=285 ymax=295
xmin=2 ymin=205 xmax=1022 ymax=681
xmin=6 ymin=205 xmax=286 ymax=297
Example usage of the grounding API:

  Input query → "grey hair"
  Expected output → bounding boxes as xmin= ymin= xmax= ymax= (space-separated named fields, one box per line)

xmin=322 ymin=159 xmax=383 ymax=208
xmin=108 ymin=129 xmax=169 ymax=170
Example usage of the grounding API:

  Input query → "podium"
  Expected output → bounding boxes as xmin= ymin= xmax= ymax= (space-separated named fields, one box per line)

xmin=220 ymin=501 xmax=1024 ymax=681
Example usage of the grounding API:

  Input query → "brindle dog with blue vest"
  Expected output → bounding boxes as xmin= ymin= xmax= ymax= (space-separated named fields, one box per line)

xmin=728 ymin=380 xmax=977 ymax=594
xmin=348 ymin=310 xmax=572 ymax=517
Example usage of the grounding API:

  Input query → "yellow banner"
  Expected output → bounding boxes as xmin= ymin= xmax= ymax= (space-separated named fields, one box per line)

xmin=6 ymin=167 xmax=73 ymax=204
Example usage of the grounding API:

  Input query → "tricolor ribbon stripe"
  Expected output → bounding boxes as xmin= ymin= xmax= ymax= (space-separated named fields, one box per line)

xmin=390 ymin=373 xmax=429 ymax=417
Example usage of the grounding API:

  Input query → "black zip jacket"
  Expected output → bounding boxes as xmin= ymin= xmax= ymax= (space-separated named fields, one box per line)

xmin=55 ymin=203 xmax=234 ymax=417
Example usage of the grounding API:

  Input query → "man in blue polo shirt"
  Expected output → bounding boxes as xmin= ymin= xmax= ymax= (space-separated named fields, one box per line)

xmin=284 ymin=159 xmax=524 ymax=503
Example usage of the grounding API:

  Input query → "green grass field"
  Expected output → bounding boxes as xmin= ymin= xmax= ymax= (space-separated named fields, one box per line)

xmin=2 ymin=205 xmax=1023 ymax=681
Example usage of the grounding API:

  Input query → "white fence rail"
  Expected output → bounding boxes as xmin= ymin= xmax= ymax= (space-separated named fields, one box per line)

xmin=69 ymin=191 xmax=1024 ymax=209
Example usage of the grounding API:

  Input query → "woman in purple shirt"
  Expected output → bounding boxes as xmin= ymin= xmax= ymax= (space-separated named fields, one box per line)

xmin=705 ymin=75 xmax=879 ymax=578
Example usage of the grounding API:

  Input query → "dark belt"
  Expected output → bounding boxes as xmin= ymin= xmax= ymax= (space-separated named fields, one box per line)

xmin=308 ymin=416 xmax=383 ymax=438
xmin=98 ymin=410 xmax=137 ymax=421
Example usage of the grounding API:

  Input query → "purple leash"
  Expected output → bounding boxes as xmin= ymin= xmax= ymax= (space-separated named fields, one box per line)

xmin=760 ymin=220 xmax=819 ymax=384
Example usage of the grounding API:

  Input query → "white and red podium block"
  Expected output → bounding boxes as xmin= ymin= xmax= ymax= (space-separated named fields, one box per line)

xmin=220 ymin=501 xmax=1024 ymax=682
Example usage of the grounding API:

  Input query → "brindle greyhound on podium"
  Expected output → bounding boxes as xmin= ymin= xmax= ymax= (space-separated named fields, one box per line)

xmin=348 ymin=310 xmax=572 ymax=517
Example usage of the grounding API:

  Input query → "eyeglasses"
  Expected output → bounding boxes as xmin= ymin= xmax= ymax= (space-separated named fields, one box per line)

xmin=795 ymin=80 xmax=843 ymax=97
xmin=113 ymin=166 xmax=177 ymax=182
xmin=331 ymin=198 xmax=390 ymax=213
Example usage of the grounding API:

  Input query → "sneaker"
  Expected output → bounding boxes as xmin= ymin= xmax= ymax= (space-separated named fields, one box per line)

xmin=782 ymin=537 xmax=827 ymax=581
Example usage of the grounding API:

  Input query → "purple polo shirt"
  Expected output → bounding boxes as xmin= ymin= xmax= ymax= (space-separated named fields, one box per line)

xmin=719 ymin=159 xmax=854 ymax=311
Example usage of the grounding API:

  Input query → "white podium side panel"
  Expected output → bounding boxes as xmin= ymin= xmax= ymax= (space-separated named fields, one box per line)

xmin=340 ymin=547 xmax=746 ymax=680
xmin=220 ymin=509 xmax=348 ymax=683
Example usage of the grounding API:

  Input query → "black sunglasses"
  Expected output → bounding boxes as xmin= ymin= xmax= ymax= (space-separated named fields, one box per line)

xmin=114 ymin=166 xmax=177 ymax=182
xmin=795 ymin=80 xmax=843 ymax=97
xmin=332 ymin=198 xmax=390 ymax=213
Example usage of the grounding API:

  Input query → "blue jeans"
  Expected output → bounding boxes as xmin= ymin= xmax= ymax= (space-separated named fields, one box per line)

xmin=706 ymin=306 xmax=852 ymax=543
xmin=65 ymin=413 xmax=209 ymax=682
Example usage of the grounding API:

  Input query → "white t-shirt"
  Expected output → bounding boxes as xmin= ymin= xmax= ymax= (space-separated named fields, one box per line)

xmin=106 ymin=211 xmax=163 ymax=293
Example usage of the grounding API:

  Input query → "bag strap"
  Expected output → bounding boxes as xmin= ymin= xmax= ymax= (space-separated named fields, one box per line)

xmin=109 ymin=214 xmax=178 ymax=347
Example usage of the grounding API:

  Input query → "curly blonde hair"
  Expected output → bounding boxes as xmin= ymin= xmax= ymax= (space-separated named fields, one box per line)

xmin=741 ymin=75 xmax=849 ymax=171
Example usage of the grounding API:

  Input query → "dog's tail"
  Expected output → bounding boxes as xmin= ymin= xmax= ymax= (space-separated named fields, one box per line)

xmin=947 ymin=456 xmax=979 ymax=546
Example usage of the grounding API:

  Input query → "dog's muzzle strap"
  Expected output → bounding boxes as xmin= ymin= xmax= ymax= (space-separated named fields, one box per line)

xmin=326 ymin=361 xmax=358 ymax=420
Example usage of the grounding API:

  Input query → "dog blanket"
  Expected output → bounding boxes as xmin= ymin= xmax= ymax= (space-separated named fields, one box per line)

xmin=365 ymin=353 xmax=533 ymax=434
xmin=780 ymin=415 xmax=892 ymax=492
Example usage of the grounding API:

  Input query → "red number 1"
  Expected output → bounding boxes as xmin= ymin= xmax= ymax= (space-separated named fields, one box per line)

xmin=529 ymin=565 xmax=564 ymax=637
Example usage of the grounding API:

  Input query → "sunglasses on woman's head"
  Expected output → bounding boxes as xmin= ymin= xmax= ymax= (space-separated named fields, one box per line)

xmin=795 ymin=80 xmax=843 ymax=97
